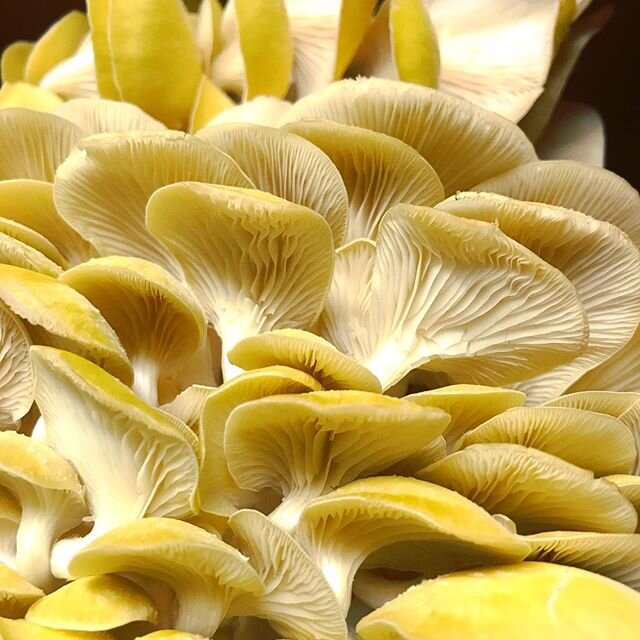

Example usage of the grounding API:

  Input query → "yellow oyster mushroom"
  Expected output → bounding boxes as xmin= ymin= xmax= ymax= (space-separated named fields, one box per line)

xmin=0 ymin=265 xmax=131 ymax=382
xmin=30 ymin=347 xmax=199 ymax=576
xmin=0 ymin=109 xmax=81 ymax=182
xmin=53 ymin=131 xmax=252 ymax=276
xmin=296 ymin=475 xmax=529 ymax=613
xmin=455 ymin=406 xmax=636 ymax=476
xmin=0 ymin=302 xmax=33 ymax=430
xmin=0 ymin=83 xmax=63 ymax=112
xmin=419 ymin=443 xmax=638 ymax=534
xmin=69 ymin=518 xmax=264 ymax=637
xmin=545 ymin=390 xmax=640 ymax=416
xmin=0 ymin=233 xmax=60 ymax=278
xmin=228 ymin=329 xmax=381 ymax=393
xmin=0 ymin=180 xmax=94 ymax=266
xmin=319 ymin=204 xmax=588 ymax=391
xmin=88 ymin=0 xmax=201 ymax=129
xmin=285 ymin=120 xmax=444 ymax=242
xmin=60 ymin=256 xmax=207 ymax=406
xmin=0 ymin=564 xmax=43 ymax=618
xmin=0 ymin=488 xmax=21 ymax=568
xmin=228 ymin=509 xmax=347 ymax=640
xmin=1 ymin=42 xmax=33 ymax=84
xmin=356 ymin=562 xmax=640 ymax=640
xmin=474 ymin=159 xmax=640 ymax=246
xmin=0 ymin=217 xmax=66 ymax=270
xmin=526 ymin=531 xmax=640 ymax=591
xmin=605 ymin=475 xmax=640 ymax=530
xmin=439 ymin=192 xmax=640 ymax=404
xmin=199 ymin=365 xmax=321 ymax=517
xmin=187 ymin=75 xmax=234 ymax=133
xmin=197 ymin=124 xmax=348 ymax=245
xmin=53 ymin=99 xmax=166 ymax=135
xmin=0 ymin=432 xmax=86 ymax=590
xmin=352 ymin=569 xmax=420 ymax=611
xmin=0 ymin=617 xmax=115 ymax=639
xmin=349 ymin=0 xmax=440 ymax=88
xmin=212 ymin=0 xmax=293 ymax=100
xmin=161 ymin=384 xmax=217 ymax=433
xmin=146 ymin=183 xmax=334 ymax=379
xmin=225 ymin=391 xmax=449 ymax=529
xmin=26 ymin=575 xmax=157 ymax=631
xmin=205 ymin=96 xmax=292 ymax=127
xmin=136 ymin=633 xmax=207 ymax=640
xmin=282 ymin=77 xmax=536 ymax=195
xmin=405 ymin=384 xmax=526 ymax=448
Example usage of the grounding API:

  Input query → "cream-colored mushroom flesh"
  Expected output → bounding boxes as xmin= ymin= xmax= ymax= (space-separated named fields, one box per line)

xmin=0 ymin=563 xmax=43 ymax=618
xmin=68 ymin=518 xmax=264 ymax=637
xmin=225 ymin=391 xmax=449 ymax=530
xmin=146 ymin=183 xmax=334 ymax=379
xmin=420 ymin=444 xmax=637 ymax=534
xmin=356 ymin=562 xmax=640 ymax=640
xmin=60 ymin=256 xmax=207 ymax=406
xmin=282 ymin=77 xmax=536 ymax=195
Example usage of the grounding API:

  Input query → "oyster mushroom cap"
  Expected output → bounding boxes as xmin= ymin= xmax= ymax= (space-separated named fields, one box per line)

xmin=0 ymin=563 xmax=43 ymax=618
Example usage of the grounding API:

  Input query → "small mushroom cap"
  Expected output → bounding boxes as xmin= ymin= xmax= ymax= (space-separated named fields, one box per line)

xmin=0 ymin=180 xmax=94 ymax=266
xmin=0 ymin=82 xmax=62 ymax=112
xmin=474 ymin=160 xmax=640 ymax=246
xmin=225 ymin=391 xmax=449 ymax=513
xmin=526 ymin=531 xmax=640 ymax=591
xmin=405 ymin=384 xmax=525 ymax=446
xmin=282 ymin=77 xmax=536 ymax=195
xmin=455 ymin=406 xmax=636 ymax=476
xmin=0 ymin=617 xmax=116 ymax=639
xmin=228 ymin=509 xmax=347 ymax=640
xmin=0 ymin=229 xmax=63 ymax=278
xmin=161 ymin=384 xmax=217 ymax=433
xmin=284 ymin=119 xmax=444 ymax=242
xmin=228 ymin=329 xmax=381 ymax=393
xmin=135 ymin=632 xmax=207 ymax=640
xmin=0 ymin=265 xmax=131 ymax=383
xmin=54 ymin=98 xmax=166 ymax=135
xmin=60 ymin=256 xmax=207 ymax=377
xmin=197 ymin=123 xmax=349 ymax=245
xmin=0 ymin=217 xmax=66 ymax=269
xmin=545 ymin=390 xmax=640 ymax=416
xmin=30 ymin=347 xmax=199 ymax=523
xmin=356 ymin=562 xmax=640 ymax=640
xmin=53 ymin=131 xmax=252 ymax=274
xmin=419 ymin=443 xmax=638 ymax=534
xmin=0 ymin=109 xmax=81 ymax=181
xmin=199 ymin=365 xmax=322 ymax=516
xmin=26 ymin=575 xmax=158 ymax=631
xmin=0 ymin=563 xmax=43 ymax=618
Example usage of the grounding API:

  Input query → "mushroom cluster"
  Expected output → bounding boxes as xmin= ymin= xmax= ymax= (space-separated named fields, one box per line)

xmin=0 ymin=2 xmax=639 ymax=640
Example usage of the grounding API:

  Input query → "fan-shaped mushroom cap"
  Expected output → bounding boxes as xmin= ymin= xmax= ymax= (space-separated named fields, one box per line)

xmin=30 ymin=347 xmax=199 ymax=572
xmin=228 ymin=330 xmax=381 ymax=393
xmin=282 ymin=78 xmax=537 ymax=195
xmin=284 ymin=120 xmax=444 ymax=242
xmin=161 ymin=385 xmax=216 ymax=433
xmin=199 ymin=365 xmax=321 ymax=517
xmin=526 ymin=531 xmax=640 ymax=591
xmin=296 ymin=475 xmax=529 ymax=613
xmin=0 ymin=109 xmax=81 ymax=181
xmin=455 ymin=407 xmax=636 ymax=476
xmin=545 ymin=390 xmax=640 ymax=416
xmin=146 ymin=183 xmax=334 ymax=379
xmin=0 ymin=302 xmax=33 ymax=429
xmin=438 ymin=192 xmax=640 ymax=403
xmin=0 ymin=563 xmax=43 ymax=617
xmin=68 ymin=518 xmax=264 ymax=637
xmin=0 ymin=230 xmax=62 ymax=278
xmin=605 ymin=475 xmax=640 ymax=530
xmin=88 ymin=0 xmax=200 ymax=129
xmin=0 ymin=488 xmax=21 ymax=568
xmin=356 ymin=562 xmax=640 ymax=640
xmin=405 ymin=385 xmax=525 ymax=448
xmin=0 ymin=82 xmax=63 ymax=112
xmin=320 ymin=204 xmax=587 ymax=390
xmin=136 ymin=633 xmax=206 ymax=640
xmin=227 ymin=509 xmax=347 ymax=640
xmin=473 ymin=160 xmax=640 ymax=246
xmin=54 ymin=99 xmax=166 ymax=135
xmin=205 ymin=97 xmax=292 ymax=127
xmin=419 ymin=443 xmax=638 ymax=534
xmin=188 ymin=75 xmax=235 ymax=134
xmin=211 ymin=0 xmax=292 ymax=100
xmin=0 ymin=431 xmax=86 ymax=589
xmin=0 ymin=217 xmax=66 ymax=270
xmin=1 ymin=41 xmax=33 ymax=84
xmin=60 ymin=256 xmax=207 ymax=406
xmin=197 ymin=124 xmax=348 ymax=245
xmin=226 ymin=391 xmax=449 ymax=530
xmin=0 ymin=617 xmax=115 ymax=639
xmin=0 ymin=180 xmax=94 ymax=266
xmin=53 ymin=131 xmax=252 ymax=275
xmin=0 ymin=265 xmax=131 ymax=382
xmin=26 ymin=575 xmax=158 ymax=631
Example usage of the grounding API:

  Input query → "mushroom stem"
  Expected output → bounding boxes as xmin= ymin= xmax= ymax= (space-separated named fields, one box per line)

xmin=270 ymin=491 xmax=319 ymax=532
xmin=16 ymin=507 xmax=59 ymax=591
xmin=174 ymin=581 xmax=227 ymax=637
xmin=131 ymin=355 xmax=160 ymax=406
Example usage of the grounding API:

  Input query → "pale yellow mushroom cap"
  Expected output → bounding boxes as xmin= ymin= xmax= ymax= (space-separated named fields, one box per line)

xmin=0 ymin=563 xmax=43 ymax=618
xmin=0 ymin=617 xmax=116 ymax=639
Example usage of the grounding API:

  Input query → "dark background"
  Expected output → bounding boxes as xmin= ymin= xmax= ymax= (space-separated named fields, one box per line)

xmin=0 ymin=0 xmax=638 ymax=189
